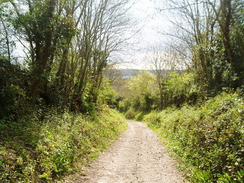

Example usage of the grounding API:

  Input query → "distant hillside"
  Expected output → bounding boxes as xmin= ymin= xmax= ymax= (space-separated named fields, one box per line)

xmin=120 ymin=69 xmax=140 ymax=79
xmin=120 ymin=69 xmax=183 ymax=79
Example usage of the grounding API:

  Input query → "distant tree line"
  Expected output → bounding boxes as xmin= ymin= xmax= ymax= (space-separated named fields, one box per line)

xmin=116 ymin=0 xmax=243 ymax=114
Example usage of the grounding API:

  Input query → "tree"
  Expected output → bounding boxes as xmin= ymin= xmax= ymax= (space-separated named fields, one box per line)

xmin=10 ymin=0 xmax=76 ymax=100
xmin=147 ymin=46 xmax=187 ymax=108
xmin=159 ymin=0 xmax=244 ymax=94
xmin=148 ymin=50 xmax=168 ymax=109
xmin=207 ymin=0 xmax=244 ymax=88
xmin=0 ymin=1 xmax=13 ymax=61
xmin=122 ymin=71 xmax=157 ymax=111
xmin=7 ymin=0 xmax=131 ymax=112
xmin=70 ymin=0 xmax=130 ymax=110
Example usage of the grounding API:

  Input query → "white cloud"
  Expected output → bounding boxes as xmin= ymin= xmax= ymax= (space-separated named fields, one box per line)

xmin=118 ymin=0 xmax=169 ymax=69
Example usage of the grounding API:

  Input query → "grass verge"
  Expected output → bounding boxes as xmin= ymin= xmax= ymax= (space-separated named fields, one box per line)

xmin=0 ymin=105 xmax=127 ymax=182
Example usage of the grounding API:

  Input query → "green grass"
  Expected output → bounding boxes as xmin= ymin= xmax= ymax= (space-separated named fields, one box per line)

xmin=0 ymin=106 xmax=127 ymax=182
xmin=143 ymin=92 xmax=244 ymax=183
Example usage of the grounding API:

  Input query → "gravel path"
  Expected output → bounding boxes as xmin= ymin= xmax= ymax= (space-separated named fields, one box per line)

xmin=65 ymin=120 xmax=188 ymax=183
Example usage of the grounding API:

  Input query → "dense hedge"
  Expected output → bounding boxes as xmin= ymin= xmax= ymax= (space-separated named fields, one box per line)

xmin=144 ymin=92 xmax=244 ymax=182
xmin=0 ymin=106 xmax=127 ymax=182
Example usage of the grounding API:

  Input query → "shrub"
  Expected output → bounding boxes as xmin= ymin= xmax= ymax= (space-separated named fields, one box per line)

xmin=125 ymin=107 xmax=139 ymax=119
xmin=144 ymin=92 xmax=244 ymax=182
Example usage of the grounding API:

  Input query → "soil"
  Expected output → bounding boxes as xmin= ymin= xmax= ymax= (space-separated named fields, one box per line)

xmin=64 ymin=120 xmax=189 ymax=183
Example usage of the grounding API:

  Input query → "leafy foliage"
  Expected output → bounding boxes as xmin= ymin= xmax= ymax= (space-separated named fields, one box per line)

xmin=161 ymin=72 xmax=201 ymax=107
xmin=118 ymin=70 xmax=157 ymax=115
xmin=0 ymin=107 xmax=127 ymax=182
xmin=144 ymin=91 xmax=244 ymax=182
xmin=0 ymin=1 xmax=129 ymax=182
xmin=0 ymin=59 xmax=28 ymax=119
xmin=119 ymin=71 xmax=201 ymax=118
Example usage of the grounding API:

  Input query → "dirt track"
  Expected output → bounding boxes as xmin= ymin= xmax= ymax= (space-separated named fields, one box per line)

xmin=65 ymin=120 xmax=188 ymax=183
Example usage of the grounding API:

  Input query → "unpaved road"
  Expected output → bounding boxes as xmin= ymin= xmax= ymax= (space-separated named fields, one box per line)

xmin=65 ymin=120 xmax=188 ymax=183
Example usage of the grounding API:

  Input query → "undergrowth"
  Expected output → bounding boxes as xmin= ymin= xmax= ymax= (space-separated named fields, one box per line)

xmin=144 ymin=91 xmax=244 ymax=182
xmin=0 ymin=106 xmax=127 ymax=182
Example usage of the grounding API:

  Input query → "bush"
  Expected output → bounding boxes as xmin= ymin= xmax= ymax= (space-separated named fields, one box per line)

xmin=0 ymin=60 xmax=27 ymax=119
xmin=125 ymin=107 xmax=139 ymax=119
xmin=144 ymin=91 xmax=244 ymax=182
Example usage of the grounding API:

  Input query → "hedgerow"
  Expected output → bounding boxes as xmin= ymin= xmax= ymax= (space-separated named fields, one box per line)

xmin=144 ymin=91 xmax=244 ymax=182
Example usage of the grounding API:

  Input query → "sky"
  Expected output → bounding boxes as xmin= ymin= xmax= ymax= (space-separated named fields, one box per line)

xmin=12 ymin=0 xmax=173 ymax=69
xmin=116 ymin=0 xmax=170 ymax=69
